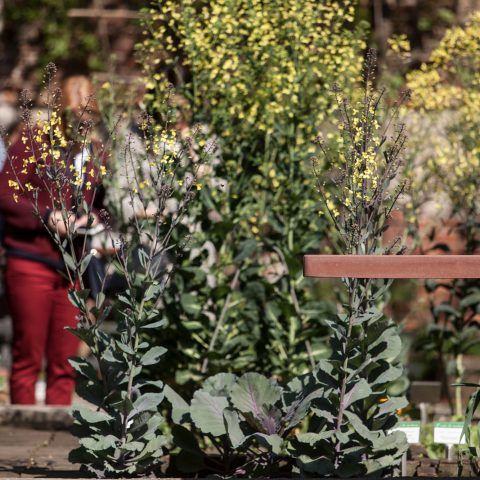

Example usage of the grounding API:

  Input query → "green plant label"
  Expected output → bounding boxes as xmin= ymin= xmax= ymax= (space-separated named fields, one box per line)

xmin=390 ymin=421 xmax=421 ymax=443
xmin=433 ymin=422 xmax=465 ymax=445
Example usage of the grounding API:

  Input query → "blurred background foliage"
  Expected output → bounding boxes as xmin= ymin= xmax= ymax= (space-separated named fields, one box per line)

xmin=135 ymin=0 xmax=367 ymax=390
xmin=404 ymin=11 xmax=480 ymax=416
xmin=2 ymin=1 xmax=476 ymax=90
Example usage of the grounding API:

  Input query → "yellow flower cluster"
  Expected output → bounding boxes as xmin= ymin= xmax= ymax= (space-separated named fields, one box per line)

xmin=333 ymin=102 xmax=384 ymax=216
xmin=407 ymin=11 xmax=480 ymax=110
xmin=406 ymin=11 xmax=480 ymax=209
xmin=142 ymin=0 xmax=366 ymax=150
xmin=11 ymin=106 xmax=109 ymax=200
xmin=387 ymin=34 xmax=411 ymax=62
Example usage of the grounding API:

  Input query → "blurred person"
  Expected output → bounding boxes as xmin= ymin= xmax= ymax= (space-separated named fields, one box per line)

xmin=0 ymin=76 xmax=103 ymax=405
xmin=0 ymin=88 xmax=21 ymax=172
xmin=0 ymin=89 xmax=21 ymax=258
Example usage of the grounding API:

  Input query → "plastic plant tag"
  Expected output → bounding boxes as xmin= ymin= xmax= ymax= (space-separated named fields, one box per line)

xmin=391 ymin=421 xmax=421 ymax=443
xmin=433 ymin=422 xmax=466 ymax=445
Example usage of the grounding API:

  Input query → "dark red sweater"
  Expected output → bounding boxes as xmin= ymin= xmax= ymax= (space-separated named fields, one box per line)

xmin=0 ymin=133 xmax=102 ymax=267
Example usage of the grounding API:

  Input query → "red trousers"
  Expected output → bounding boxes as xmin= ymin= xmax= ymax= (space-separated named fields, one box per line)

xmin=5 ymin=258 xmax=80 ymax=405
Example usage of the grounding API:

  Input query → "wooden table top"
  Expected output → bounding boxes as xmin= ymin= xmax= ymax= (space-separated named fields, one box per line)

xmin=303 ymin=254 xmax=480 ymax=279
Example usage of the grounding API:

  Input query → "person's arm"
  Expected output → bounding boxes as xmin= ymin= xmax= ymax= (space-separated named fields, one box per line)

xmin=0 ymin=136 xmax=50 ymax=231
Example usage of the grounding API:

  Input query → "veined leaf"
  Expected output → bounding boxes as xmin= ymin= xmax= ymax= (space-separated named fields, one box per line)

xmin=223 ymin=408 xmax=245 ymax=448
xmin=190 ymin=390 xmax=229 ymax=436
xmin=344 ymin=379 xmax=372 ymax=408
xmin=71 ymin=404 xmax=114 ymax=424
xmin=230 ymin=372 xmax=282 ymax=417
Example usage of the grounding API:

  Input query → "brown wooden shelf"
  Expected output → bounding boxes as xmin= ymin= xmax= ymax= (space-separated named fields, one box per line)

xmin=303 ymin=254 xmax=480 ymax=279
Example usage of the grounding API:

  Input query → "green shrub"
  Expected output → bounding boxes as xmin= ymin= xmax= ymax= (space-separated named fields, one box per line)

xmin=138 ymin=0 xmax=368 ymax=388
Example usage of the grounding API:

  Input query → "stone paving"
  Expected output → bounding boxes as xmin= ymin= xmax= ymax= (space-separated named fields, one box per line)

xmin=0 ymin=426 xmax=80 ymax=478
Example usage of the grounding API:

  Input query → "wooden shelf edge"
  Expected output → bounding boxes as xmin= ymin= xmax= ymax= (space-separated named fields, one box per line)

xmin=303 ymin=254 xmax=480 ymax=279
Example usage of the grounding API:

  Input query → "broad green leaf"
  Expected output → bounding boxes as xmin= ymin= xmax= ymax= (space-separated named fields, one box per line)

xmin=223 ymin=409 xmax=245 ymax=448
xmin=71 ymin=404 xmax=114 ymax=424
xmin=295 ymin=454 xmax=334 ymax=475
xmin=230 ymin=372 xmax=282 ymax=416
xmin=371 ymin=364 xmax=403 ymax=386
xmin=433 ymin=303 xmax=460 ymax=318
xmin=63 ymin=252 xmax=77 ymax=272
xmin=171 ymin=424 xmax=203 ymax=454
xmin=202 ymin=372 xmax=237 ymax=396
xmin=248 ymin=433 xmax=283 ymax=455
xmin=141 ymin=346 xmax=167 ymax=365
xmin=121 ymin=441 xmax=144 ymax=452
xmin=233 ymin=239 xmax=257 ymax=263
xmin=295 ymin=431 xmax=334 ymax=445
xmin=459 ymin=386 xmax=480 ymax=444
xmin=369 ymin=327 xmax=402 ymax=361
xmin=284 ymin=387 xmax=325 ymax=428
xmin=180 ymin=293 xmax=202 ymax=315
xmin=190 ymin=390 xmax=229 ymax=436
xmin=344 ymin=379 xmax=372 ymax=408
xmin=131 ymin=392 xmax=163 ymax=416
xmin=344 ymin=410 xmax=380 ymax=443
xmin=164 ymin=385 xmax=190 ymax=424
xmin=460 ymin=292 xmax=480 ymax=309
xmin=80 ymin=253 xmax=93 ymax=275
xmin=68 ymin=357 xmax=97 ymax=382
xmin=144 ymin=283 xmax=162 ymax=302
xmin=141 ymin=319 xmax=166 ymax=329
xmin=80 ymin=434 xmax=118 ymax=451
xmin=375 ymin=397 xmax=408 ymax=417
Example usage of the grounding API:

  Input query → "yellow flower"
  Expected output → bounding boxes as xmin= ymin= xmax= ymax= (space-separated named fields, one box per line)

xmin=8 ymin=180 xmax=20 ymax=190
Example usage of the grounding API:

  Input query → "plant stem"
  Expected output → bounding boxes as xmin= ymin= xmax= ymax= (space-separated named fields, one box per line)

xmin=456 ymin=353 xmax=464 ymax=419
xmin=334 ymin=278 xmax=358 ymax=464
xmin=201 ymin=268 xmax=241 ymax=374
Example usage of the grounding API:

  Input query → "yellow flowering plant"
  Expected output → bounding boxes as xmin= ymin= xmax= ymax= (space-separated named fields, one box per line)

xmin=3 ymin=66 xmax=207 ymax=476
xmin=139 ymin=0 xmax=368 ymax=384
xmin=289 ymin=53 xmax=410 ymax=476
xmin=314 ymin=52 xmax=409 ymax=256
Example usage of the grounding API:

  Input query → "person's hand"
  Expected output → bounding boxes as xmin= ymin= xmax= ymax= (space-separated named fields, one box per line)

xmin=47 ymin=210 xmax=75 ymax=237
xmin=75 ymin=212 xmax=99 ymax=229
xmin=47 ymin=211 xmax=99 ymax=237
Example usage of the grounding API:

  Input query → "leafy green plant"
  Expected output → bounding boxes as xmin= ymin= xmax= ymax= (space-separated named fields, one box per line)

xmin=7 ymin=70 xmax=205 ymax=476
xmin=138 ymin=0 xmax=367 ymax=385
xmin=67 ymin=120 xmax=205 ymax=475
xmin=290 ymin=53 xmax=409 ymax=477
xmin=164 ymin=371 xmax=322 ymax=477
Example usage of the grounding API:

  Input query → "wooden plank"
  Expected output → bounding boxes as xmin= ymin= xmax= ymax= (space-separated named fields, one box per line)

xmin=67 ymin=8 xmax=140 ymax=19
xmin=303 ymin=255 xmax=480 ymax=279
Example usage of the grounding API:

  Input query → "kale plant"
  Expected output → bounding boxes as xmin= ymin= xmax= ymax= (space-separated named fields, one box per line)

xmin=6 ymin=70 xmax=207 ymax=476
xmin=291 ymin=52 xmax=410 ymax=477
xmin=164 ymin=371 xmax=323 ymax=477
xmin=66 ymin=114 xmax=207 ymax=475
